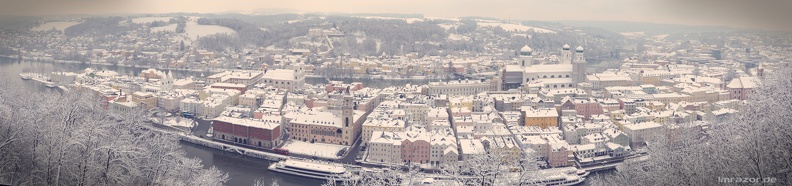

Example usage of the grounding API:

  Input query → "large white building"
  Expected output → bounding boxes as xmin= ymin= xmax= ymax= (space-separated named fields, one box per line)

xmin=499 ymin=44 xmax=588 ymax=91
xmin=622 ymin=121 xmax=664 ymax=146
xmin=261 ymin=69 xmax=305 ymax=91
xmin=206 ymin=70 xmax=263 ymax=86
xmin=426 ymin=79 xmax=498 ymax=95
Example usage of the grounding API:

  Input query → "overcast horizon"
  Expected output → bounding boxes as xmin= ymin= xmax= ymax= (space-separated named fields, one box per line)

xmin=2 ymin=0 xmax=792 ymax=31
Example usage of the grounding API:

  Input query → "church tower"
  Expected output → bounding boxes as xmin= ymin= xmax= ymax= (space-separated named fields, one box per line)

xmin=572 ymin=46 xmax=588 ymax=84
xmin=561 ymin=44 xmax=572 ymax=64
xmin=519 ymin=45 xmax=533 ymax=67
xmin=162 ymin=70 xmax=174 ymax=91
xmin=340 ymin=87 xmax=355 ymax=145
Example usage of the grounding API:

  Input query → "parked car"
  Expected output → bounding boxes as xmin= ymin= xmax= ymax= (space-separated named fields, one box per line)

xmin=273 ymin=148 xmax=289 ymax=155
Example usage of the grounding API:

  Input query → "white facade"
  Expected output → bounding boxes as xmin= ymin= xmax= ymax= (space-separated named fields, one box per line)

xmin=367 ymin=131 xmax=403 ymax=164
xmin=430 ymin=128 xmax=458 ymax=167
xmin=202 ymin=94 xmax=231 ymax=119
xmin=261 ymin=69 xmax=305 ymax=91
xmin=622 ymin=122 xmax=664 ymax=145
xmin=427 ymin=79 xmax=497 ymax=95
xmin=180 ymin=97 xmax=202 ymax=115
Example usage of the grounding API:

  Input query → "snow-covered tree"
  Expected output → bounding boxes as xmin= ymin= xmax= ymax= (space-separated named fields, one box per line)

xmin=441 ymin=148 xmax=541 ymax=186
xmin=0 ymin=81 xmax=228 ymax=186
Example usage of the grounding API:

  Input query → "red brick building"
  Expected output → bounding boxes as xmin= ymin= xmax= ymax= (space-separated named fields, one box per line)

xmin=213 ymin=116 xmax=282 ymax=149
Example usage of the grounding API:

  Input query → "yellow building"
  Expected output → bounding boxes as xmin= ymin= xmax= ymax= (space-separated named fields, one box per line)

xmin=647 ymin=101 xmax=666 ymax=111
xmin=652 ymin=93 xmax=691 ymax=104
xmin=521 ymin=106 xmax=559 ymax=129
xmin=131 ymin=91 xmax=157 ymax=110
xmin=640 ymin=75 xmax=660 ymax=86
xmin=449 ymin=95 xmax=474 ymax=111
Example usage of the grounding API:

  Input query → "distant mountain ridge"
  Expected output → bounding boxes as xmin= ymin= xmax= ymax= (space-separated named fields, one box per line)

xmin=555 ymin=20 xmax=732 ymax=35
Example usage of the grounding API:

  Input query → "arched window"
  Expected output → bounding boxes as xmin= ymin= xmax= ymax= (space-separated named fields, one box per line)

xmin=569 ymin=84 xmax=573 ymax=87
xmin=566 ymin=75 xmax=570 ymax=78
xmin=561 ymin=84 xmax=565 ymax=88
xmin=551 ymin=75 xmax=555 ymax=78
xmin=543 ymin=75 xmax=547 ymax=78
xmin=554 ymin=85 xmax=558 ymax=88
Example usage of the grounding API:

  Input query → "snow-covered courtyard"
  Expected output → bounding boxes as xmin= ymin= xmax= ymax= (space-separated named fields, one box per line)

xmin=281 ymin=140 xmax=349 ymax=159
xmin=163 ymin=117 xmax=195 ymax=129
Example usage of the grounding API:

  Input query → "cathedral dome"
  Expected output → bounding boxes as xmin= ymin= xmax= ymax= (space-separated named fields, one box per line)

xmin=576 ymin=46 xmax=584 ymax=53
xmin=520 ymin=45 xmax=533 ymax=56
xmin=563 ymin=44 xmax=570 ymax=50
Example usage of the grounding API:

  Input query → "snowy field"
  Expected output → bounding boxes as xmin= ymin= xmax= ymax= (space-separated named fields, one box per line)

xmin=281 ymin=140 xmax=348 ymax=159
xmin=356 ymin=16 xmax=424 ymax=24
xmin=448 ymin=34 xmax=470 ymax=41
xmin=654 ymin=34 xmax=670 ymax=40
xmin=151 ymin=24 xmax=177 ymax=33
xmin=477 ymin=22 xmax=555 ymax=33
xmin=184 ymin=21 xmax=237 ymax=41
xmin=437 ymin=23 xmax=457 ymax=30
xmin=32 ymin=22 xmax=80 ymax=31
xmin=620 ymin=32 xmax=645 ymax=37
xmin=425 ymin=17 xmax=460 ymax=22
xmin=132 ymin=17 xmax=172 ymax=24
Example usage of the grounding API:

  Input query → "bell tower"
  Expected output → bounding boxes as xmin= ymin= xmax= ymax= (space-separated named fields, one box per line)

xmin=519 ymin=45 xmax=533 ymax=67
xmin=572 ymin=46 xmax=588 ymax=84
xmin=341 ymin=87 xmax=355 ymax=145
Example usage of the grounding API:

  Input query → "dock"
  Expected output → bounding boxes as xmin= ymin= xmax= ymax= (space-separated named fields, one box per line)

xmin=178 ymin=133 xmax=288 ymax=162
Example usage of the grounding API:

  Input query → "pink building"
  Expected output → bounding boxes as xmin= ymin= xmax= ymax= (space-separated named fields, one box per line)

xmin=401 ymin=138 xmax=431 ymax=164
xmin=561 ymin=97 xmax=604 ymax=119
xmin=546 ymin=136 xmax=573 ymax=168
xmin=726 ymin=77 xmax=759 ymax=100
xmin=325 ymin=81 xmax=363 ymax=93
xmin=401 ymin=127 xmax=431 ymax=164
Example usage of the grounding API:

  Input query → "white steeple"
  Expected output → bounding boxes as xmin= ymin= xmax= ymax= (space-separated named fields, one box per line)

xmin=562 ymin=44 xmax=573 ymax=64
xmin=574 ymin=46 xmax=585 ymax=63
xmin=520 ymin=45 xmax=533 ymax=53
xmin=519 ymin=44 xmax=533 ymax=67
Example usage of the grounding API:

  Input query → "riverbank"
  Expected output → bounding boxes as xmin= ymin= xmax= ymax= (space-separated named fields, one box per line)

xmin=5 ymin=55 xmax=462 ymax=81
xmin=3 ymin=55 xmax=220 ymax=73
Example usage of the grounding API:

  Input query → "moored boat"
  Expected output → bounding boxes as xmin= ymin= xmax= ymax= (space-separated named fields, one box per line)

xmin=268 ymin=158 xmax=358 ymax=181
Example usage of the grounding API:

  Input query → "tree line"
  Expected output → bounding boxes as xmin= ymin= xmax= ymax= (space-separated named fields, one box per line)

xmin=0 ymin=81 xmax=228 ymax=185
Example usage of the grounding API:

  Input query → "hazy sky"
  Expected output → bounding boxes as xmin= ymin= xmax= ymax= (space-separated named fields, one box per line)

xmin=2 ymin=0 xmax=790 ymax=30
